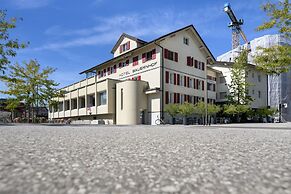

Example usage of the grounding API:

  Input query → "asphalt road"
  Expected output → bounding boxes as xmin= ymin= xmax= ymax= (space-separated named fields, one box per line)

xmin=0 ymin=124 xmax=291 ymax=194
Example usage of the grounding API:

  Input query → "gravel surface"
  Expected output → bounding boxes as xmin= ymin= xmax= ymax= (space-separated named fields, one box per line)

xmin=0 ymin=124 xmax=291 ymax=194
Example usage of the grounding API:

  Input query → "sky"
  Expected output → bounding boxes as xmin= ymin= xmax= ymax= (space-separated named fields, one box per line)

xmin=1 ymin=0 xmax=277 ymax=97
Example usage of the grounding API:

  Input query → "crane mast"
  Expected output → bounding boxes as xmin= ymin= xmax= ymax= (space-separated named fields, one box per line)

xmin=224 ymin=3 xmax=248 ymax=50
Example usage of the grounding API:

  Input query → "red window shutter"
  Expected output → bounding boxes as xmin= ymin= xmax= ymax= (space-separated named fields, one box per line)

xmin=202 ymin=80 xmax=205 ymax=90
xmin=187 ymin=77 xmax=190 ymax=87
xmin=184 ymin=94 xmax=187 ymax=102
xmin=107 ymin=67 xmax=111 ymax=75
xmin=175 ymin=52 xmax=178 ymax=62
xmin=152 ymin=49 xmax=156 ymax=59
xmin=98 ymin=71 xmax=101 ymax=78
xmin=191 ymin=57 xmax=194 ymax=66
xmin=177 ymin=93 xmax=180 ymax=103
xmin=195 ymin=60 xmax=198 ymax=68
xmin=113 ymin=65 xmax=117 ymax=73
xmin=126 ymin=59 xmax=129 ymax=66
xmin=196 ymin=79 xmax=199 ymax=89
xmin=137 ymin=75 xmax=141 ymax=80
xmin=174 ymin=93 xmax=176 ymax=103
xmin=177 ymin=74 xmax=180 ymax=86
xmin=118 ymin=62 xmax=122 ymax=68
xmin=184 ymin=76 xmax=187 ymax=87
xmin=119 ymin=45 xmax=122 ymax=53
xmin=142 ymin=53 xmax=146 ymax=63
xmin=166 ymin=71 xmax=169 ymax=84
xmin=165 ymin=91 xmax=169 ymax=104
xmin=213 ymin=84 xmax=216 ymax=91
xmin=202 ymin=62 xmax=205 ymax=71
xmin=174 ymin=73 xmax=177 ymax=85
xmin=127 ymin=41 xmax=130 ymax=50
xmin=164 ymin=49 xmax=168 ymax=59
xmin=193 ymin=78 xmax=196 ymax=89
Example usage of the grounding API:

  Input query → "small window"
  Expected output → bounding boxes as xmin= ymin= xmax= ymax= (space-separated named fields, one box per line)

xmin=58 ymin=102 xmax=64 ymax=111
xmin=65 ymin=100 xmax=70 ymax=111
xmin=183 ymin=37 xmax=189 ymax=45
xmin=98 ymin=91 xmax=107 ymax=106
xmin=87 ymin=94 xmax=95 ymax=107
xmin=258 ymin=74 xmax=261 ymax=82
xmin=71 ymin=98 xmax=77 ymax=110
xmin=252 ymin=90 xmax=255 ymax=95
xmin=258 ymin=91 xmax=261 ymax=98
xmin=121 ymin=89 xmax=123 ymax=110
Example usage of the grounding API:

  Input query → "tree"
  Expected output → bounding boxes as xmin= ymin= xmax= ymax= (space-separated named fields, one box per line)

xmin=254 ymin=0 xmax=291 ymax=75
xmin=207 ymin=103 xmax=221 ymax=124
xmin=227 ymin=49 xmax=253 ymax=105
xmin=165 ymin=103 xmax=179 ymax=124
xmin=223 ymin=104 xmax=251 ymax=123
xmin=193 ymin=101 xmax=206 ymax=125
xmin=0 ymin=10 xmax=27 ymax=72
xmin=178 ymin=102 xmax=195 ymax=125
xmin=0 ymin=60 xmax=63 ymax=122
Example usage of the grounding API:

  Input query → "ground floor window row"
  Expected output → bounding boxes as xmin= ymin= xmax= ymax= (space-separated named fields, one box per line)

xmin=49 ymin=91 xmax=107 ymax=112
xmin=165 ymin=91 xmax=216 ymax=104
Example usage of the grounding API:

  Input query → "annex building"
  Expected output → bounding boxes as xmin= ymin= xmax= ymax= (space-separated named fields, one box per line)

xmin=49 ymin=25 xmax=268 ymax=125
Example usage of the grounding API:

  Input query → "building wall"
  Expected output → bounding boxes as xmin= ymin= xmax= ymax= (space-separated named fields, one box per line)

xmin=116 ymin=80 xmax=148 ymax=125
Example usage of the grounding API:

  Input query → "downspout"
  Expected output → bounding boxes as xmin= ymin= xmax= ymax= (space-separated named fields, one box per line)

xmin=154 ymin=42 xmax=165 ymax=120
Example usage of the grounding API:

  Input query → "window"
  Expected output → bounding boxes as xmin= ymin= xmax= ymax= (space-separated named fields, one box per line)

xmin=121 ymin=89 xmax=123 ymax=110
xmin=165 ymin=71 xmax=169 ymax=84
xmin=142 ymin=49 xmax=156 ymax=63
xmin=98 ymin=91 xmax=107 ymax=106
xmin=187 ymin=56 xmax=193 ymax=66
xmin=170 ymin=73 xmax=174 ymax=84
xmin=258 ymin=74 xmax=261 ymax=82
xmin=71 ymin=98 xmax=77 ymax=110
xmin=220 ymin=92 xmax=227 ymax=99
xmin=119 ymin=41 xmax=130 ymax=53
xmin=258 ymin=91 xmax=261 ymax=98
xmin=183 ymin=37 xmax=189 ymax=45
xmin=252 ymin=90 xmax=255 ymax=95
xmin=79 ymin=96 xmax=85 ymax=108
xmin=189 ymin=78 xmax=193 ymax=88
xmin=87 ymin=94 xmax=95 ymax=107
xmin=170 ymin=93 xmax=174 ymax=103
xmin=133 ymin=56 xmax=139 ymax=66
xmin=165 ymin=91 xmax=169 ymax=104
xmin=58 ymin=102 xmax=63 ymax=111
xmin=65 ymin=100 xmax=70 ymax=111
xmin=164 ymin=49 xmax=178 ymax=62
xmin=220 ymin=76 xmax=226 ymax=83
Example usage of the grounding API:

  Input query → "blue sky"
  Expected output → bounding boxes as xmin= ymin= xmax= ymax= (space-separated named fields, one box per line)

xmin=1 ymin=0 xmax=276 ymax=96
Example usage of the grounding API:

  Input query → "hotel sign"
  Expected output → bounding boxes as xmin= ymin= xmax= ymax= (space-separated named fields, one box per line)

xmin=119 ymin=61 xmax=158 ymax=78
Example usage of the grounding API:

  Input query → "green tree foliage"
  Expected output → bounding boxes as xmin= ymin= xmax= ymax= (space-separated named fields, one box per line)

xmin=254 ymin=45 xmax=291 ymax=75
xmin=207 ymin=103 xmax=221 ymax=116
xmin=256 ymin=107 xmax=278 ymax=118
xmin=0 ymin=60 xmax=63 ymax=122
xmin=223 ymin=104 xmax=251 ymax=122
xmin=178 ymin=102 xmax=195 ymax=124
xmin=164 ymin=103 xmax=179 ymax=124
xmin=256 ymin=0 xmax=290 ymax=38
xmin=254 ymin=0 xmax=291 ymax=75
xmin=0 ymin=10 xmax=27 ymax=72
xmin=227 ymin=49 xmax=253 ymax=105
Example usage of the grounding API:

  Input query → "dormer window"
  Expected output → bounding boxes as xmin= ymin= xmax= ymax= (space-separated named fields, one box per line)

xmin=120 ymin=41 xmax=130 ymax=53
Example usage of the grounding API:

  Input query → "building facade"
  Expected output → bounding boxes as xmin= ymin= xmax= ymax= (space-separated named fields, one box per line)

xmin=49 ymin=25 xmax=219 ymax=125
xmin=49 ymin=25 xmax=270 ymax=125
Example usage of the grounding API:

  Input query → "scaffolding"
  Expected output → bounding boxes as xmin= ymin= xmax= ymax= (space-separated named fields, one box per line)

xmin=217 ymin=34 xmax=291 ymax=122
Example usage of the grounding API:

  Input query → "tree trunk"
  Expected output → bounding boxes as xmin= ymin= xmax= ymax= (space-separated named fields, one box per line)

xmin=183 ymin=117 xmax=187 ymax=125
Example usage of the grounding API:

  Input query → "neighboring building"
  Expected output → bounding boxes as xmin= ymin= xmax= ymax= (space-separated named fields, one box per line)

xmin=217 ymin=34 xmax=291 ymax=121
xmin=211 ymin=62 xmax=268 ymax=109
xmin=49 ymin=25 xmax=217 ymax=125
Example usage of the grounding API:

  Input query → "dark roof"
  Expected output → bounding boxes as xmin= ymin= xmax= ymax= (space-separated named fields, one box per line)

xmin=80 ymin=25 xmax=216 ymax=75
xmin=111 ymin=33 xmax=147 ymax=54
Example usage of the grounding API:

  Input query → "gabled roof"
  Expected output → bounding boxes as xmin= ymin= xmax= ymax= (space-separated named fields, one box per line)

xmin=80 ymin=25 xmax=216 ymax=75
xmin=111 ymin=33 xmax=147 ymax=54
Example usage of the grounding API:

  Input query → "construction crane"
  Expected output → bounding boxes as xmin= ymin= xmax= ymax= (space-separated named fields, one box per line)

xmin=224 ymin=3 xmax=248 ymax=50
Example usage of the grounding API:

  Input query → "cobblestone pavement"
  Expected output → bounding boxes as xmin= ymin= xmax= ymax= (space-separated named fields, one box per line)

xmin=0 ymin=124 xmax=291 ymax=194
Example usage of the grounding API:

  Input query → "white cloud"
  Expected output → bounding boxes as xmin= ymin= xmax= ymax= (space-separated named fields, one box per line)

xmin=8 ymin=0 xmax=52 ymax=9
xmin=35 ymin=6 xmax=224 ymax=51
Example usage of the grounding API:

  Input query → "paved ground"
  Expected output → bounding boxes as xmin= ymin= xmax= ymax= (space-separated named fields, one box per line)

xmin=0 ymin=124 xmax=291 ymax=194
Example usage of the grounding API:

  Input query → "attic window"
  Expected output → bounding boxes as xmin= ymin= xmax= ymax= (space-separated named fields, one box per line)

xmin=120 ymin=41 xmax=130 ymax=53
xmin=183 ymin=37 xmax=189 ymax=45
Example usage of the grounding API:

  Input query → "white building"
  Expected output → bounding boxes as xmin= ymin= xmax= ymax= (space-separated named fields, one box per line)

xmin=217 ymin=34 xmax=291 ymax=121
xmin=49 ymin=25 xmax=270 ymax=125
